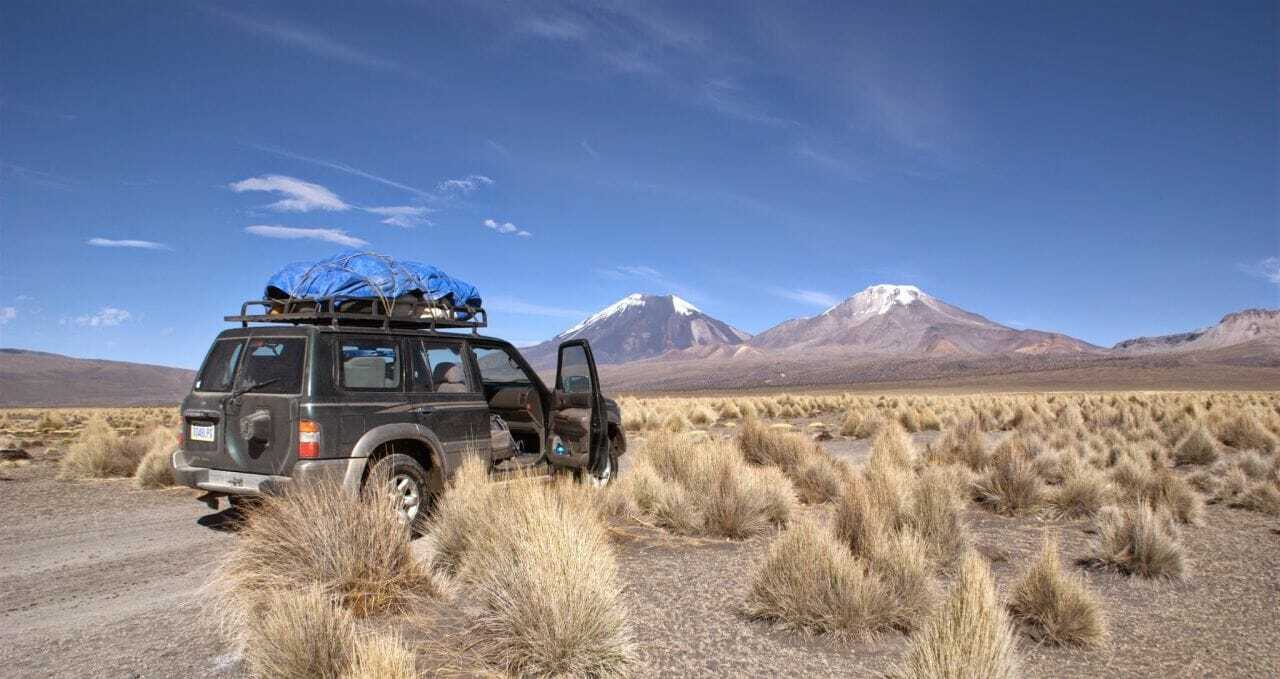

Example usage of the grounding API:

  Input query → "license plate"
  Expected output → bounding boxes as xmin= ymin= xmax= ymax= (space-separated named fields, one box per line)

xmin=190 ymin=423 xmax=215 ymax=442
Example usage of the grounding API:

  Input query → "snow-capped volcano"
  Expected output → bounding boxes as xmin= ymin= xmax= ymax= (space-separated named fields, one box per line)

xmin=751 ymin=284 xmax=1097 ymax=355
xmin=523 ymin=293 xmax=750 ymax=366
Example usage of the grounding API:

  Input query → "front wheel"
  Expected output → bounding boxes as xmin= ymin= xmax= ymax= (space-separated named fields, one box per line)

xmin=367 ymin=454 xmax=432 ymax=533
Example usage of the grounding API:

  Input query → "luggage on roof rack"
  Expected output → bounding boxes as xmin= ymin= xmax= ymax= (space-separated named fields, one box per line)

xmin=226 ymin=252 xmax=487 ymax=331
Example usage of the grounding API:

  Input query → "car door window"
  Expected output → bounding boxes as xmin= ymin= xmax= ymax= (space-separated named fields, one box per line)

xmin=558 ymin=344 xmax=594 ymax=394
xmin=339 ymin=338 xmax=401 ymax=390
xmin=409 ymin=341 xmax=472 ymax=392
xmin=472 ymin=346 xmax=533 ymax=387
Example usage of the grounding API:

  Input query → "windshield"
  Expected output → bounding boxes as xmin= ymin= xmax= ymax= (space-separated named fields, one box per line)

xmin=194 ymin=337 xmax=305 ymax=394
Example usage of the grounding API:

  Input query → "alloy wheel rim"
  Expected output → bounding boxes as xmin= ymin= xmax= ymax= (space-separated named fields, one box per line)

xmin=390 ymin=473 xmax=421 ymax=523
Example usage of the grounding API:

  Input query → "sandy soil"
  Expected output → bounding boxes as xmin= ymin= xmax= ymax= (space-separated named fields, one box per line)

xmin=2 ymin=429 xmax=1278 ymax=678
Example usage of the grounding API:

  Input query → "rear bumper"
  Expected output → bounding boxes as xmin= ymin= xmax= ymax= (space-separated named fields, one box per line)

xmin=172 ymin=449 xmax=364 ymax=496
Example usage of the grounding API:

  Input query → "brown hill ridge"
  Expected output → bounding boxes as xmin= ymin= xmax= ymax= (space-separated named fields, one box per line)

xmin=1113 ymin=308 xmax=1280 ymax=354
xmin=0 ymin=349 xmax=194 ymax=407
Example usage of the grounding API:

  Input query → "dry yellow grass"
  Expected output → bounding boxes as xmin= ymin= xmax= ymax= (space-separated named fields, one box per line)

xmin=134 ymin=427 xmax=178 ymax=488
xmin=1089 ymin=503 xmax=1186 ymax=579
xmin=892 ymin=551 xmax=1019 ymax=679
xmin=1008 ymin=535 xmax=1107 ymax=647
xmin=345 ymin=633 xmax=418 ymax=679
xmin=218 ymin=477 xmax=437 ymax=619
xmin=240 ymin=587 xmax=359 ymax=679
xmin=622 ymin=433 xmax=797 ymax=539
xmin=446 ymin=475 xmax=636 ymax=677
xmin=746 ymin=519 xmax=908 ymax=638
xmin=58 ymin=415 xmax=150 ymax=479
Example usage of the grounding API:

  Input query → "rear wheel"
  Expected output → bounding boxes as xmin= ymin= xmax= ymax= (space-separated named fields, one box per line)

xmin=367 ymin=454 xmax=432 ymax=532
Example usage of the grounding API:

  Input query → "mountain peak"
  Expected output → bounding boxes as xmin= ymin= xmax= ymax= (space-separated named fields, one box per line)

xmin=524 ymin=292 xmax=747 ymax=365
xmin=822 ymin=283 xmax=936 ymax=319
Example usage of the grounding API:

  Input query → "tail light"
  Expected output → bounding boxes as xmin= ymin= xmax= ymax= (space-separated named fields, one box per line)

xmin=298 ymin=420 xmax=321 ymax=458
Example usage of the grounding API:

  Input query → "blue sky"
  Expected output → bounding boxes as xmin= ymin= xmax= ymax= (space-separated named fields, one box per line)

xmin=2 ymin=0 xmax=1277 ymax=368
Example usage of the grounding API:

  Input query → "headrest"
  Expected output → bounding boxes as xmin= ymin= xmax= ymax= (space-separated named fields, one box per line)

xmin=432 ymin=361 xmax=463 ymax=385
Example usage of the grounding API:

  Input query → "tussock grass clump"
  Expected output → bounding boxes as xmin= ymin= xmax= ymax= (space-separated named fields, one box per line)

xmin=220 ymin=478 xmax=437 ymax=619
xmin=459 ymin=477 xmax=635 ymax=678
xmin=1173 ymin=426 xmax=1220 ymax=466
xmin=346 ymin=633 xmax=417 ymax=679
xmin=927 ymin=417 xmax=987 ymax=470
xmin=1228 ymin=481 xmax=1280 ymax=515
xmin=1008 ymin=536 xmax=1107 ymax=647
xmin=134 ymin=428 xmax=178 ymax=488
xmin=973 ymin=445 xmax=1042 ymax=516
xmin=1048 ymin=467 xmax=1111 ymax=519
xmin=1088 ymin=503 xmax=1185 ymax=579
xmin=625 ymin=433 xmax=797 ymax=539
xmin=687 ymin=404 xmax=719 ymax=427
xmin=1215 ymin=413 xmax=1278 ymax=452
xmin=424 ymin=456 xmax=494 ymax=576
xmin=746 ymin=520 xmax=906 ymax=638
xmin=58 ymin=416 xmax=149 ymax=479
xmin=738 ymin=417 xmax=844 ymax=504
xmin=241 ymin=587 xmax=358 ymax=679
xmin=840 ymin=411 xmax=882 ymax=439
xmin=892 ymin=552 xmax=1019 ymax=679
xmin=871 ymin=421 xmax=917 ymax=470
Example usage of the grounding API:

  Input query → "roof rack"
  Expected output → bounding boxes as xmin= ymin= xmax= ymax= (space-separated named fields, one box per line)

xmin=226 ymin=295 xmax=487 ymax=332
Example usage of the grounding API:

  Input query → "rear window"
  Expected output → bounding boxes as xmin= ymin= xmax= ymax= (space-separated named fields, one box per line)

xmin=194 ymin=339 xmax=244 ymax=392
xmin=239 ymin=338 xmax=306 ymax=394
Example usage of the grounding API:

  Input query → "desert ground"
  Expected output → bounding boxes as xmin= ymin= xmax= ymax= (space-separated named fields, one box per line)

xmin=1 ymin=392 xmax=1278 ymax=678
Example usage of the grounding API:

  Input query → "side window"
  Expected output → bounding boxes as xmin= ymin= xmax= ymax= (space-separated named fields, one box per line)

xmin=339 ymin=337 xmax=401 ymax=390
xmin=195 ymin=339 xmax=244 ymax=392
xmin=472 ymin=346 xmax=533 ymax=386
xmin=408 ymin=341 xmax=472 ymax=393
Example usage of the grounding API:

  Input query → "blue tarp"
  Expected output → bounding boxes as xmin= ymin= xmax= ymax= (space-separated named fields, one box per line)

xmin=265 ymin=252 xmax=482 ymax=309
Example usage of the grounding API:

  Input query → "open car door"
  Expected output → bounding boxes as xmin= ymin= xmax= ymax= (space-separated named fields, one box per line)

xmin=549 ymin=339 xmax=611 ymax=482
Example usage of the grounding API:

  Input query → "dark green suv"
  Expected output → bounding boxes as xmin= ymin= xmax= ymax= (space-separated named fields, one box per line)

xmin=173 ymin=307 xmax=624 ymax=524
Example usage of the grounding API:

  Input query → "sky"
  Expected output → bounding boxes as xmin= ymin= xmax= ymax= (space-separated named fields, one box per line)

xmin=1 ymin=0 xmax=1277 ymax=369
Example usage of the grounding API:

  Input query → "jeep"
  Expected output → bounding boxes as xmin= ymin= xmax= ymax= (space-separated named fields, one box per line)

xmin=172 ymin=300 xmax=624 ymax=525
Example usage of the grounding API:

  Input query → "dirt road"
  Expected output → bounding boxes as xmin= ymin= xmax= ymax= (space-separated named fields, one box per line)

xmin=0 ymin=472 xmax=239 ymax=678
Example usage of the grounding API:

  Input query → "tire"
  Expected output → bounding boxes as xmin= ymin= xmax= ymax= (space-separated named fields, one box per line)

xmin=367 ymin=453 xmax=433 ymax=533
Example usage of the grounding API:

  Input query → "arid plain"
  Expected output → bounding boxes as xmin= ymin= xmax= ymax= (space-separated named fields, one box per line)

xmin=2 ymin=390 xmax=1278 ymax=678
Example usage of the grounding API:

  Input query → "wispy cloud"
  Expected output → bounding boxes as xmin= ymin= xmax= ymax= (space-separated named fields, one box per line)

xmin=439 ymin=174 xmax=495 ymax=195
xmin=0 ymin=307 xmax=15 ymax=325
xmin=795 ymin=141 xmax=863 ymax=181
xmin=250 ymin=145 xmax=434 ymax=199
xmin=485 ymin=296 xmax=586 ymax=318
xmin=522 ymin=16 xmax=588 ymax=41
xmin=769 ymin=287 xmax=842 ymax=308
xmin=598 ymin=265 xmax=663 ymax=281
xmin=245 ymin=225 xmax=368 ymax=247
xmin=485 ymin=139 xmax=511 ymax=157
xmin=1240 ymin=256 xmax=1280 ymax=284
xmin=702 ymin=78 xmax=799 ymax=128
xmin=597 ymin=265 xmax=707 ymax=303
xmin=580 ymin=140 xmax=600 ymax=159
xmin=366 ymin=206 xmax=432 ymax=228
xmin=74 ymin=307 xmax=131 ymax=328
xmin=483 ymin=218 xmax=531 ymax=237
xmin=202 ymin=4 xmax=402 ymax=72
xmin=86 ymin=237 xmax=170 ymax=250
xmin=230 ymin=175 xmax=350 ymax=212
xmin=0 ymin=159 xmax=75 ymax=190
